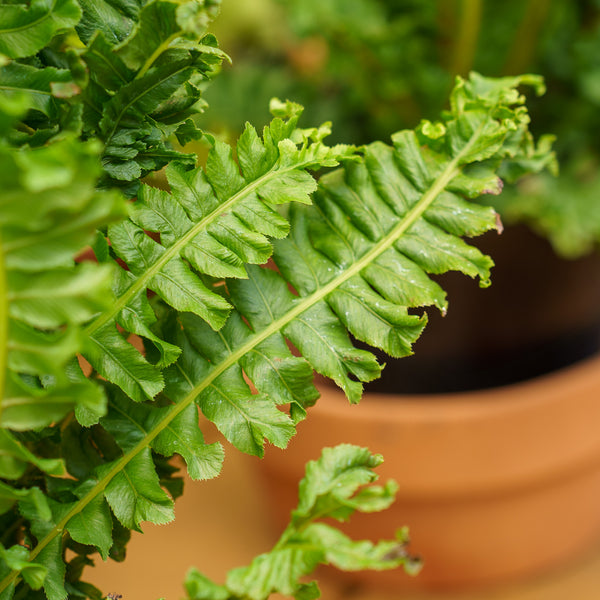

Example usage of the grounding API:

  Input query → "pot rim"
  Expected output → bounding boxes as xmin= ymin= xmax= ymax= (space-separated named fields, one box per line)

xmin=272 ymin=353 xmax=600 ymax=499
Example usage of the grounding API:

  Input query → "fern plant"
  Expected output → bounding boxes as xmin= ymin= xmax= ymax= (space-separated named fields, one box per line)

xmin=0 ymin=1 xmax=555 ymax=599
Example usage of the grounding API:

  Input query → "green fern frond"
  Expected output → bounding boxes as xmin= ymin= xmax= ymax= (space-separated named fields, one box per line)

xmin=186 ymin=445 xmax=419 ymax=600
xmin=80 ymin=0 xmax=227 ymax=189
xmin=0 ymin=129 xmax=125 ymax=599
xmin=83 ymin=104 xmax=355 ymax=404
xmin=0 ymin=136 xmax=127 ymax=433
xmin=0 ymin=0 xmax=81 ymax=59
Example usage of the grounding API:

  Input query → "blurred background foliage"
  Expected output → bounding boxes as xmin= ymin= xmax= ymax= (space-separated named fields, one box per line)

xmin=198 ymin=0 xmax=600 ymax=258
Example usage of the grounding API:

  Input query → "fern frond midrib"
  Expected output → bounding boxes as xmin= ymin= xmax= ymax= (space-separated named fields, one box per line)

xmin=1 ymin=125 xmax=474 ymax=592
xmin=87 ymin=48 xmax=129 ymax=85
xmin=3 ymin=216 xmax=97 ymax=253
xmin=0 ymin=84 xmax=53 ymax=96
xmin=135 ymin=32 xmax=181 ymax=80
xmin=85 ymin=146 xmax=339 ymax=336
xmin=102 ymin=62 xmax=192 ymax=146
xmin=84 ymin=161 xmax=286 ymax=336
xmin=0 ymin=0 xmax=59 ymax=35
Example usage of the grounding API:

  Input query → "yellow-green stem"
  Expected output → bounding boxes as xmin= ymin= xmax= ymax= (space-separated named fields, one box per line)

xmin=450 ymin=0 xmax=482 ymax=77
xmin=502 ymin=0 xmax=550 ymax=75
xmin=84 ymin=161 xmax=301 ymax=337
xmin=0 ymin=0 xmax=59 ymax=35
xmin=136 ymin=32 xmax=181 ymax=80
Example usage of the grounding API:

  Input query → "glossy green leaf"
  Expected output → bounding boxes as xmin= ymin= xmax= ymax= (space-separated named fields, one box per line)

xmin=76 ymin=0 xmax=141 ymax=45
xmin=1 ymin=137 xmax=127 ymax=434
xmin=187 ymin=445 xmax=419 ymax=600
xmin=0 ymin=544 xmax=46 ymax=593
xmin=0 ymin=63 xmax=73 ymax=120
xmin=100 ymin=386 xmax=223 ymax=480
xmin=229 ymin=266 xmax=383 ymax=404
xmin=78 ymin=0 xmax=225 ymax=188
xmin=2 ymin=195 xmax=125 ymax=273
xmin=151 ymin=404 xmax=224 ymax=481
xmin=1 ymin=375 xmax=100 ymax=431
xmin=292 ymin=445 xmax=396 ymax=526
xmin=65 ymin=493 xmax=113 ymax=560
xmin=185 ymin=570 xmax=229 ymax=600
xmin=36 ymin=537 xmax=66 ymax=600
xmin=199 ymin=367 xmax=296 ymax=456
xmin=0 ymin=0 xmax=81 ymax=59
xmin=7 ymin=263 xmax=113 ymax=329
xmin=224 ymin=549 xmax=322 ymax=600
xmin=233 ymin=315 xmax=319 ymax=424
xmin=85 ymin=322 xmax=164 ymax=403
xmin=0 ymin=138 xmax=106 ymax=229
xmin=300 ymin=523 xmax=418 ymax=572
xmin=113 ymin=274 xmax=181 ymax=370
xmin=115 ymin=0 xmax=220 ymax=72
xmin=0 ymin=483 xmax=49 ymax=518
xmin=69 ymin=362 xmax=108 ymax=427
xmin=166 ymin=322 xmax=295 ymax=457
xmin=0 ymin=90 xmax=31 ymax=139
xmin=7 ymin=320 xmax=80 ymax=379
xmin=0 ymin=431 xmax=64 ymax=480
xmin=100 ymin=447 xmax=175 ymax=532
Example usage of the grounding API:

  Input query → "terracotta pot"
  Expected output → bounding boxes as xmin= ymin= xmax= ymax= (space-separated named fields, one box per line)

xmin=259 ymin=353 xmax=600 ymax=590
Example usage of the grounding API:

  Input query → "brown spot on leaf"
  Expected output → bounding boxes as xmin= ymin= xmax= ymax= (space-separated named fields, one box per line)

xmin=495 ymin=212 xmax=504 ymax=234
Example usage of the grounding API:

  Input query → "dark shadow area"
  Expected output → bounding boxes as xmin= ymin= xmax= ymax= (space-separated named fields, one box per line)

xmin=362 ymin=225 xmax=600 ymax=394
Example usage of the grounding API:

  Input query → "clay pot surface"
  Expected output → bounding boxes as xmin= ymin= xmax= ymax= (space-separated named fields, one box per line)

xmin=260 ymin=353 xmax=600 ymax=590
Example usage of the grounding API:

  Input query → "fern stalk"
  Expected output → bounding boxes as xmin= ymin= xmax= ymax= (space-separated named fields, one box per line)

xmin=85 ymin=161 xmax=297 ymax=336
xmin=450 ymin=0 xmax=482 ymax=76
xmin=135 ymin=32 xmax=182 ymax=79
xmin=101 ymin=63 xmax=195 ymax=145
xmin=502 ymin=0 xmax=551 ymax=75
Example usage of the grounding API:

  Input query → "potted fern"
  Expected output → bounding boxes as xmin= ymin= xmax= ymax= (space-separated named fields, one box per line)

xmin=195 ymin=1 xmax=600 ymax=588
xmin=0 ymin=1 xmax=559 ymax=598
